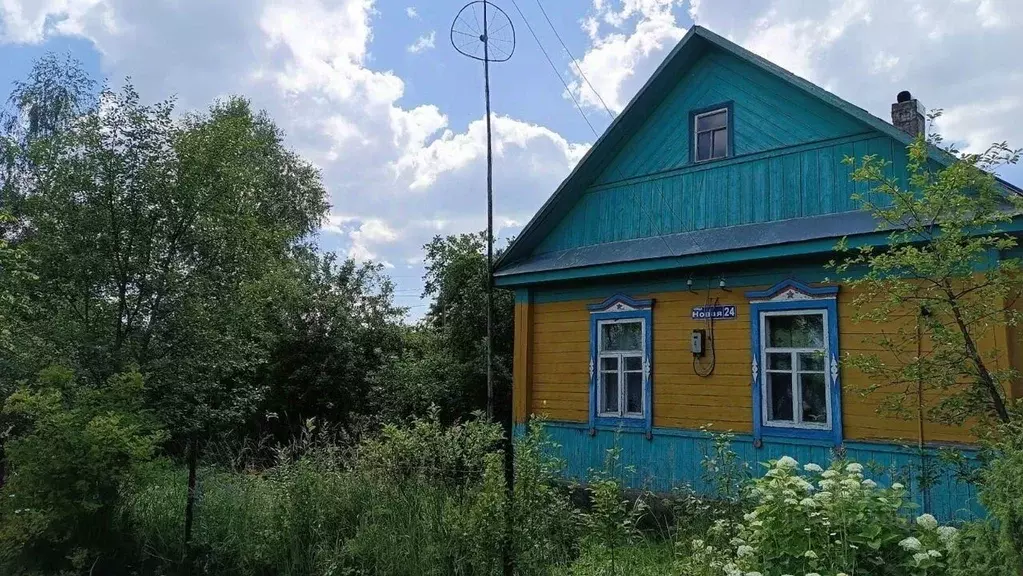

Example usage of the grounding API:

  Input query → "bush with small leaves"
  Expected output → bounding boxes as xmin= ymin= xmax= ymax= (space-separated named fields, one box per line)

xmin=681 ymin=457 xmax=959 ymax=576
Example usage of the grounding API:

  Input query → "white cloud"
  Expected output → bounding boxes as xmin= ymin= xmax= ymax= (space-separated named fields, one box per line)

xmin=0 ymin=0 xmax=118 ymax=43
xmin=407 ymin=30 xmax=435 ymax=54
xmin=568 ymin=0 xmax=688 ymax=112
xmin=405 ymin=6 xmax=417 ymax=19
xmin=689 ymin=0 xmax=1023 ymax=153
xmin=0 ymin=0 xmax=586 ymax=291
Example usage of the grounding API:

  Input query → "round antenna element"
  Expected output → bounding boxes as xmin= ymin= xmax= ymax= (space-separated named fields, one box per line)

xmin=450 ymin=1 xmax=516 ymax=62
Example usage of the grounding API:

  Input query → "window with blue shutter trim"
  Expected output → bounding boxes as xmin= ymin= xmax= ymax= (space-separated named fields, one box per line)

xmin=745 ymin=279 xmax=842 ymax=446
xmin=587 ymin=295 xmax=654 ymax=435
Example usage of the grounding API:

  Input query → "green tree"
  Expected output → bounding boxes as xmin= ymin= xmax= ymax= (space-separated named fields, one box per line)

xmin=254 ymin=250 xmax=405 ymax=440
xmin=0 ymin=366 xmax=166 ymax=574
xmin=834 ymin=130 xmax=1022 ymax=425
xmin=0 ymin=56 xmax=328 ymax=567
xmin=420 ymin=231 xmax=515 ymax=420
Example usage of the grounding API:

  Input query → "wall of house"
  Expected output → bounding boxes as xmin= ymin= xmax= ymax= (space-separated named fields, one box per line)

xmin=513 ymin=269 xmax=1012 ymax=445
xmin=511 ymin=267 xmax=1012 ymax=521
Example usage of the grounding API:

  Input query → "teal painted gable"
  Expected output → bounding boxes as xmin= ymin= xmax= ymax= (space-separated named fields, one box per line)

xmin=496 ymin=27 xmax=1021 ymax=274
xmin=594 ymin=51 xmax=869 ymax=185
xmin=536 ymin=131 xmax=908 ymax=254
xmin=533 ymin=48 xmax=905 ymax=256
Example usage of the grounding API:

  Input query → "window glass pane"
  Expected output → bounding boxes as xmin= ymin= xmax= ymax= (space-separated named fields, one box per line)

xmin=625 ymin=371 xmax=643 ymax=414
xmin=767 ymin=372 xmax=794 ymax=421
xmin=712 ymin=128 xmax=727 ymax=158
xmin=601 ymin=357 xmax=618 ymax=371
xmin=601 ymin=322 xmax=642 ymax=351
xmin=767 ymin=352 xmax=791 ymax=371
xmin=798 ymin=352 xmax=825 ymax=372
xmin=624 ymin=356 xmax=642 ymax=371
xmin=800 ymin=373 xmax=827 ymax=423
xmin=601 ymin=371 xmax=619 ymax=413
xmin=767 ymin=314 xmax=825 ymax=348
xmin=697 ymin=110 xmax=727 ymax=130
xmin=696 ymin=131 xmax=712 ymax=161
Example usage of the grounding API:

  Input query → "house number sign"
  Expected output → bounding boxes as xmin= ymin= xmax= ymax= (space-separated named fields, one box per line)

xmin=691 ymin=305 xmax=737 ymax=320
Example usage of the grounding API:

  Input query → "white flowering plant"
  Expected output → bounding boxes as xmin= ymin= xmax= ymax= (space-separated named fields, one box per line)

xmin=681 ymin=457 xmax=959 ymax=576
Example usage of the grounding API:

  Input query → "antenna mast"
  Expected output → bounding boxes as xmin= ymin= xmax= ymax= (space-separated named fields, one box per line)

xmin=450 ymin=1 xmax=515 ymax=422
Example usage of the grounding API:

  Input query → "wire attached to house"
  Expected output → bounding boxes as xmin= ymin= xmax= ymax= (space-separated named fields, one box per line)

xmin=508 ymin=0 xmax=600 ymax=137
xmin=694 ymin=284 xmax=718 ymax=377
xmin=507 ymin=0 xmax=690 ymax=255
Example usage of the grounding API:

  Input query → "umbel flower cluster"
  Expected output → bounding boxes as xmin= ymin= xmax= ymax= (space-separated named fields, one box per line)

xmin=682 ymin=457 xmax=959 ymax=576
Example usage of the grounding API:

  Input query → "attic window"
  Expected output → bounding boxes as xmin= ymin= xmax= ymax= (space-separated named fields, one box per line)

xmin=693 ymin=106 xmax=730 ymax=162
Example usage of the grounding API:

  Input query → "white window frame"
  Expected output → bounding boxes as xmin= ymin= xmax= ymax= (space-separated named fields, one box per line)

xmin=759 ymin=309 xmax=832 ymax=431
xmin=693 ymin=107 xmax=729 ymax=162
xmin=596 ymin=318 xmax=646 ymax=419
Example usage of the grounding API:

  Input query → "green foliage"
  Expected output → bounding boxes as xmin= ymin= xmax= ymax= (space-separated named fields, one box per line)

xmin=946 ymin=521 xmax=1019 ymax=576
xmin=682 ymin=456 xmax=959 ymax=576
xmin=1 ymin=56 xmax=328 ymax=441
xmin=699 ymin=426 xmax=752 ymax=503
xmin=419 ymin=232 xmax=515 ymax=419
xmin=961 ymin=414 xmax=1023 ymax=571
xmin=510 ymin=418 xmax=581 ymax=573
xmin=833 ymin=131 xmax=1022 ymax=425
xmin=255 ymin=250 xmax=405 ymax=439
xmin=577 ymin=441 xmax=650 ymax=574
xmin=0 ymin=366 xmax=166 ymax=574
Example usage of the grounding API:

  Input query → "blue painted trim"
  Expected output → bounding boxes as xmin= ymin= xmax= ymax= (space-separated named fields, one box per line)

xmin=744 ymin=278 xmax=839 ymax=299
xmin=586 ymin=293 xmax=655 ymax=311
xmin=537 ymin=419 xmax=978 ymax=457
xmin=688 ymin=100 xmax=734 ymax=164
xmin=514 ymin=288 xmax=530 ymax=304
xmin=749 ymin=284 xmax=843 ymax=446
xmin=589 ymin=299 xmax=655 ymax=436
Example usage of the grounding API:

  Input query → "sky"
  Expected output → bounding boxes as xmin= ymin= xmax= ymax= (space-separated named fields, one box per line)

xmin=1 ymin=0 xmax=1021 ymax=318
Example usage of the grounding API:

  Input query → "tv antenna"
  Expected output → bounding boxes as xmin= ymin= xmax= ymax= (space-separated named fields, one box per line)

xmin=450 ymin=1 xmax=515 ymax=423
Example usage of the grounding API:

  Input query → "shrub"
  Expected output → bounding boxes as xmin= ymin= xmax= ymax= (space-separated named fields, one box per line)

xmin=681 ymin=457 xmax=959 ymax=576
xmin=973 ymin=418 xmax=1023 ymax=568
xmin=511 ymin=418 xmax=580 ymax=573
xmin=0 ymin=367 xmax=166 ymax=574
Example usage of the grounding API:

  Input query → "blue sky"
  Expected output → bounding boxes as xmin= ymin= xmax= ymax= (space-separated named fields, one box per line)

xmin=2 ymin=0 xmax=1021 ymax=317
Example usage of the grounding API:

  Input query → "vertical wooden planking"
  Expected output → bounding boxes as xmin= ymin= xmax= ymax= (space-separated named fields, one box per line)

xmin=542 ymin=424 xmax=983 ymax=522
xmin=693 ymin=171 xmax=707 ymax=230
xmin=769 ymin=156 xmax=785 ymax=221
xmin=782 ymin=153 xmax=801 ymax=219
xmin=866 ymin=136 xmax=892 ymax=208
xmin=753 ymin=160 xmax=769 ymax=223
xmin=835 ymin=141 xmax=857 ymax=211
xmin=512 ymin=296 xmax=534 ymax=423
xmin=818 ymin=144 xmax=836 ymax=214
xmin=852 ymin=138 xmax=870 ymax=206
xmin=727 ymin=164 xmax=742 ymax=226
xmin=736 ymin=163 xmax=750 ymax=225
xmin=801 ymin=149 xmax=820 ymax=217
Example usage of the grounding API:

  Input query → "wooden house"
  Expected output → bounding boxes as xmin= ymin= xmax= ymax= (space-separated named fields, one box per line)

xmin=493 ymin=26 xmax=1023 ymax=521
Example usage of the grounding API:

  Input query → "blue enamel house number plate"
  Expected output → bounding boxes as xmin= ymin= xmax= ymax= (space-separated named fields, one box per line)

xmin=691 ymin=305 xmax=736 ymax=320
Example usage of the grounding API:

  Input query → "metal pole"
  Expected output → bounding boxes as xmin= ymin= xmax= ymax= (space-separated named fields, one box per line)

xmin=483 ymin=0 xmax=494 ymax=423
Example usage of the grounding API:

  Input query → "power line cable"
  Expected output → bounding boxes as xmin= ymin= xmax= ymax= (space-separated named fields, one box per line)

xmin=534 ymin=0 xmax=615 ymax=121
xmin=507 ymin=0 xmax=692 ymax=255
xmin=507 ymin=0 xmax=600 ymax=137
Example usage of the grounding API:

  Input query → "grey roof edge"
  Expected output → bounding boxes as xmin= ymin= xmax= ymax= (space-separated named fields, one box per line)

xmin=494 ymin=211 xmax=880 ymax=278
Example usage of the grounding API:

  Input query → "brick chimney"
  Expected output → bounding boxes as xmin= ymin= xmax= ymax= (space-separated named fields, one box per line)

xmin=891 ymin=90 xmax=926 ymax=137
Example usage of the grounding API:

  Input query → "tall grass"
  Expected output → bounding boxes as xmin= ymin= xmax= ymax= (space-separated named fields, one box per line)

xmin=122 ymin=415 xmax=582 ymax=575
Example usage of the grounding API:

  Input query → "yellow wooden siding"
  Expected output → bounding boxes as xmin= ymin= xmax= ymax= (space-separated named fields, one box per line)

xmin=518 ymin=283 xmax=1004 ymax=445
xmin=1007 ymin=295 xmax=1023 ymax=401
